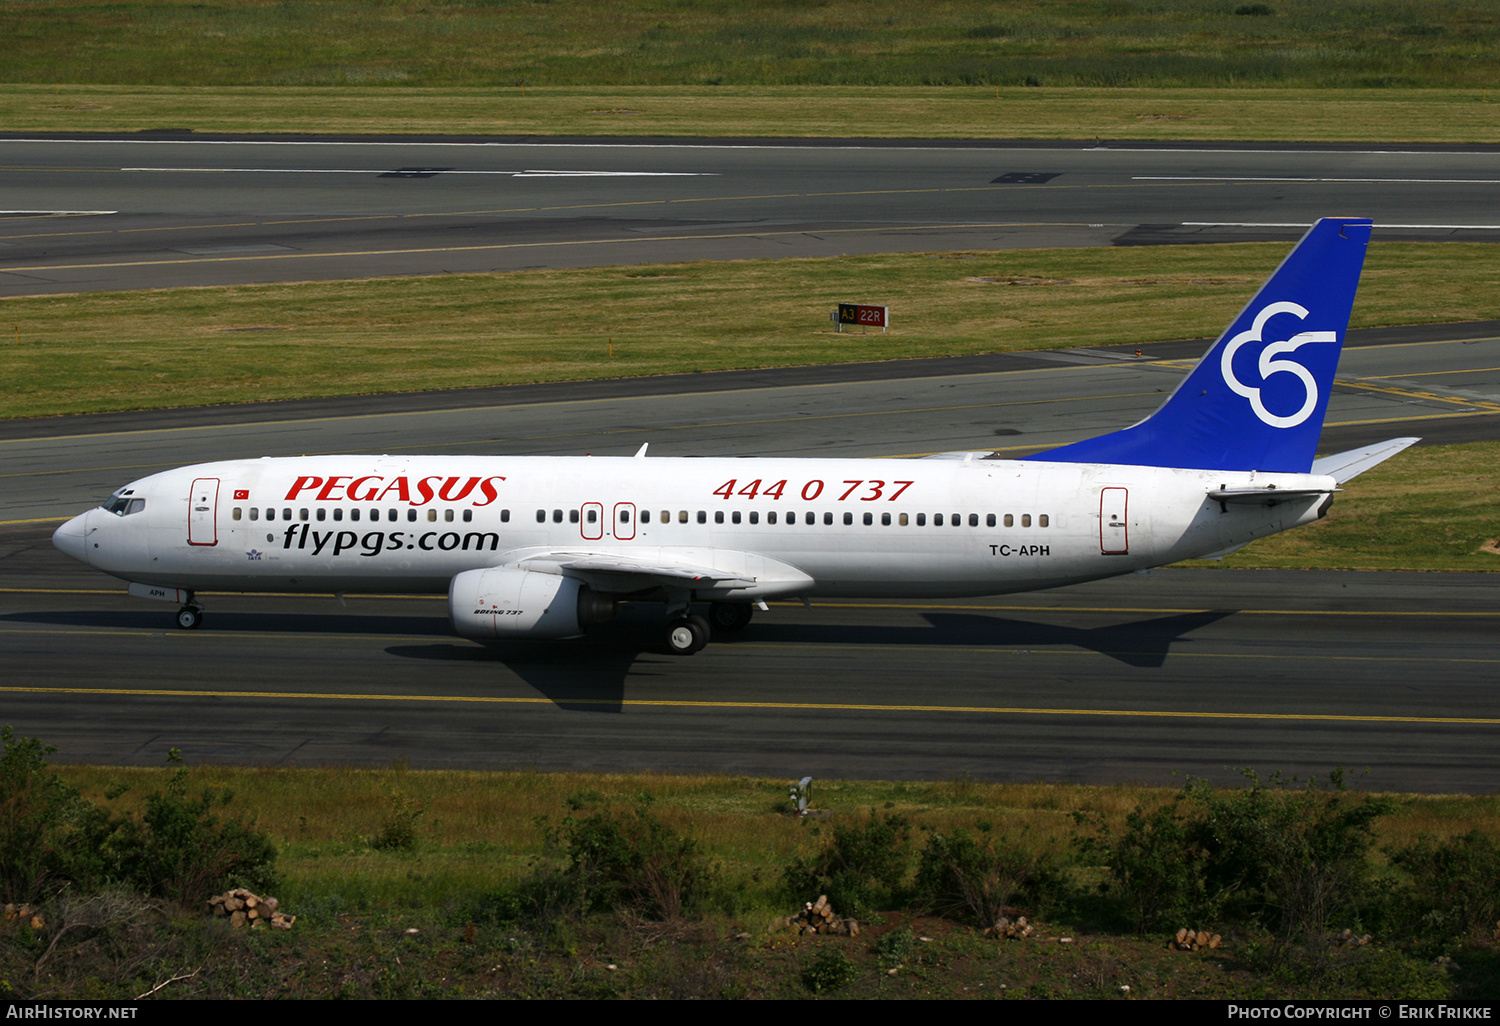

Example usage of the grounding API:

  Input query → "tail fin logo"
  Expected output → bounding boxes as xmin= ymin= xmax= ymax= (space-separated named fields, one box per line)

xmin=1220 ymin=301 xmax=1338 ymax=429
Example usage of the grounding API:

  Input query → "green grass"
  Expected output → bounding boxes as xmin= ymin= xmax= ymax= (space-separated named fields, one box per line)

xmin=5 ymin=241 xmax=1497 ymax=420
xmin=54 ymin=763 xmax=1500 ymax=911
xmin=7 ymin=84 xmax=1500 ymax=143
xmin=7 ymin=1 xmax=1499 ymax=90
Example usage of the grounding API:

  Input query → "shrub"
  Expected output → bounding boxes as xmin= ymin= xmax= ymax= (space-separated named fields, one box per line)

xmin=1077 ymin=770 xmax=1398 ymax=943
xmin=370 ymin=787 xmax=425 ymax=852
xmin=105 ymin=768 xmax=278 ymax=906
xmin=914 ymin=827 xmax=1056 ymax=926
xmin=0 ymin=728 xmax=111 ymax=904
xmin=1389 ymin=831 xmax=1500 ymax=942
xmin=802 ymin=947 xmax=858 ymax=994
xmin=1076 ymin=796 xmax=1214 ymax=933
xmin=783 ymin=811 xmax=911 ymax=918
xmin=1190 ymin=771 xmax=1397 ymax=947
xmin=551 ymin=805 xmax=715 ymax=920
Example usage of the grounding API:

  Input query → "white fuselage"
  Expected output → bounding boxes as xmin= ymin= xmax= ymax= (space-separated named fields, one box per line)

xmin=58 ymin=453 xmax=1332 ymax=600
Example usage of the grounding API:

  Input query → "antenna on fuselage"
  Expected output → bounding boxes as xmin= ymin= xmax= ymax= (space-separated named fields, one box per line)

xmin=634 ymin=443 xmax=649 ymax=458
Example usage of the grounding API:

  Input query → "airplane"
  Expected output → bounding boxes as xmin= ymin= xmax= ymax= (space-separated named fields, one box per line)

xmin=52 ymin=217 xmax=1417 ymax=655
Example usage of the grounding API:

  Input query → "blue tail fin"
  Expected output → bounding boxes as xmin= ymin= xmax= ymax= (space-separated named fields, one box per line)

xmin=1026 ymin=217 xmax=1372 ymax=473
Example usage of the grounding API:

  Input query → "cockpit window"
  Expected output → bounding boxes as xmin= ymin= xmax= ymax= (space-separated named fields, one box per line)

xmin=100 ymin=495 xmax=146 ymax=517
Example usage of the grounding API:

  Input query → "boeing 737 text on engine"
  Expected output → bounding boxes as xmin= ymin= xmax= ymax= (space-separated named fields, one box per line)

xmin=52 ymin=218 xmax=1417 ymax=655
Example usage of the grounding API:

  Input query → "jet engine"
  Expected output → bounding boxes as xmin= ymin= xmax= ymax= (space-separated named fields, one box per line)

xmin=448 ymin=567 xmax=615 ymax=640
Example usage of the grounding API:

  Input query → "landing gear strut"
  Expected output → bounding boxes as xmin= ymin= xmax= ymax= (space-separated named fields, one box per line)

xmin=664 ymin=614 xmax=710 ymax=655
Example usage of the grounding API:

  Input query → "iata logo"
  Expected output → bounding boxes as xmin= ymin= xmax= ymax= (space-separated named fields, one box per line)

xmin=1220 ymin=301 xmax=1337 ymax=429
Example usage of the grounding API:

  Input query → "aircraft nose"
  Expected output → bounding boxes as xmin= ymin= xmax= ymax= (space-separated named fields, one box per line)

xmin=52 ymin=511 xmax=92 ymax=566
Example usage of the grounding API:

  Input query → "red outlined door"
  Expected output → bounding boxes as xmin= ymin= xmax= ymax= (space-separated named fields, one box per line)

xmin=188 ymin=477 xmax=219 ymax=546
xmin=1100 ymin=487 xmax=1128 ymax=555
xmin=581 ymin=502 xmax=604 ymax=540
xmin=612 ymin=502 xmax=636 ymax=541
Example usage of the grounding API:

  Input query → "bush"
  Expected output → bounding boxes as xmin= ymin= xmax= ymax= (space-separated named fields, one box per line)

xmin=1076 ymin=796 xmax=1214 ymax=933
xmin=1077 ymin=770 xmax=1398 ymax=944
xmin=370 ymin=787 xmax=425 ymax=852
xmin=103 ymin=767 xmax=278 ymax=906
xmin=1389 ymin=831 xmax=1500 ymax=942
xmin=802 ymin=947 xmax=858 ymax=994
xmin=0 ymin=727 xmax=110 ymax=904
xmin=914 ymin=827 xmax=1056 ymax=926
xmin=783 ymin=811 xmax=911 ymax=918
xmin=1191 ymin=771 xmax=1397 ymax=947
xmin=549 ymin=804 xmax=716 ymax=920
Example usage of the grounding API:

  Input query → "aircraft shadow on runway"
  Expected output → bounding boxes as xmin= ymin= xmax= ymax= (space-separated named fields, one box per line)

xmin=382 ymin=607 xmax=1237 ymax=712
xmin=9 ymin=602 xmax=1231 ymax=715
xmin=2 ymin=608 xmax=455 ymax=637
xmin=742 ymin=610 xmax=1237 ymax=668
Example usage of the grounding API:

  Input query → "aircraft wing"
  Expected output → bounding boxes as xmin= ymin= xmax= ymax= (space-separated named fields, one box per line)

xmin=522 ymin=551 xmax=754 ymax=587
xmin=510 ymin=547 xmax=814 ymax=598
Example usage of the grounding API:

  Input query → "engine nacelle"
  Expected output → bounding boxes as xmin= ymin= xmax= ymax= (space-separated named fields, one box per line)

xmin=448 ymin=567 xmax=615 ymax=640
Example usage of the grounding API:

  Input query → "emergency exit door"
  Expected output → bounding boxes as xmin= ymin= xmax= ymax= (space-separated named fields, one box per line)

xmin=188 ymin=478 xmax=219 ymax=546
xmin=1100 ymin=487 xmax=1128 ymax=555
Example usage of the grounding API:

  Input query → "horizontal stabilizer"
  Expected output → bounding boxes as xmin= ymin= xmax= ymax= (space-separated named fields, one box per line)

xmin=1310 ymin=437 xmax=1420 ymax=483
xmin=1207 ymin=486 xmax=1335 ymax=506
xmin=921 ymin=450 xmax=996 ymax=461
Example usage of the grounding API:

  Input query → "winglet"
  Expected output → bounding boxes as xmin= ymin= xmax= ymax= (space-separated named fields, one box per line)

xmin=1025 ymin=218 xmax=1373 ymax=473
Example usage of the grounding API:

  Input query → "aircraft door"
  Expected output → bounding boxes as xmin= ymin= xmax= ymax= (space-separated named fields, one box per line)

xmin=613 ymin=502 xmax=636 ymax=541
xmin=1100 ymin=487 xmax=1128 ymax=555
xmin=581 ymin=502 xmax=604 ymax=540
xmin=188 ymin=477 xmax=220 ymax=546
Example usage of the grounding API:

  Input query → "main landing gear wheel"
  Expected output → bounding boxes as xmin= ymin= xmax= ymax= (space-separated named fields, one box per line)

xmin=665 ymin=614 xmax=710 ymax=655
xmin=176 ymin=605 xmax=203 ymax=630
xmin=709 ymin=602 xmax=753 ymax=633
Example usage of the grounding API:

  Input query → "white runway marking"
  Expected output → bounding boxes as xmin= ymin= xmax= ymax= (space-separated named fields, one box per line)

xmin=121 ymin=167 xmax=715 ymax=176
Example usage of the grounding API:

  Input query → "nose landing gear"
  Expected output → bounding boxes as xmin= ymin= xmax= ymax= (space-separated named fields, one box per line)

xmin=176 ymin=603 xmax=203 ymax=630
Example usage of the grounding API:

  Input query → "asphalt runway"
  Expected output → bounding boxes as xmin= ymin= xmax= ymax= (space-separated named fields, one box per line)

xmin=4 ymin=322 xmax=1499 ymax=791
xmin=3 ymin=135 xmax=1499 ymax=294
